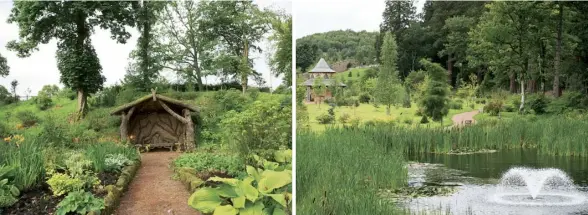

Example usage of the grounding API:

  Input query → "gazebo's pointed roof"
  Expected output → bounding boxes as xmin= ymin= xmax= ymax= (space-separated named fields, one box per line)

xmin=309 ymin=58 xmax=335 ymax=73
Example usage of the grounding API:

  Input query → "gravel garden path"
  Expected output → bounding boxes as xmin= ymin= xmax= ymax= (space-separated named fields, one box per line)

xmin=451 ymin=110 xmax=480 ymax=126
xmin=115 ymin=152 xmax=199 ymax=215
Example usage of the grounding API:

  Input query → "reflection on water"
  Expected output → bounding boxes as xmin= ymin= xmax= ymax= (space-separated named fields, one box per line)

xmin=403 ymin=150 xmax=588 ymax=215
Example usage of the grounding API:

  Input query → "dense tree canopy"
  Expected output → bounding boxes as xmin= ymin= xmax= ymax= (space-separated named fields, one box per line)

xmin=0 ymin=52 xmax=8 ymax=77
xmin=296 ymin=30 xmax=378 ymax=67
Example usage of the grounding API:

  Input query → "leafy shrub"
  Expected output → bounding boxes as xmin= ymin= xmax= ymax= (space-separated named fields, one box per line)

xmin=16 ymin=110 xmax=39 ymax=127
xmin=502 ymin=104 xmax=515 ymax=112
xmin=57 ymin=88 xmax=76 ymax=100
xmin=547 ymin=92 xmax=588 ymax=114
xmin=86 ymin=109 xmax=119 ymax=132
xmin=484 ymin=100 xmax=503 ymax=116
xmin=338 ymin=113 xmax=350 ymax=124
xmin=316 ymin=113 xmax=334 ymax=124
xmin=449 ymin=100 xmax=463 ymax=110
xmin=214 ymin=89 xmax=253 ymax=113
xmin=0 ymin=179 xmax=19 ymax=208
xmin=350 ymin=117 xmax=361 ymax=128
xmin=220 ymin=98 xmax=291 ymax=157
xmin=56 ymin=191 xmax=104 ymax=215
xmin=402 ymin=118 xmax=413 ymax=125
xmin=528 ymin=95 xmax=549 ymax=115
xmin=358 ymin=93 xmax=371 ymax=103
xmin=35 ymin=93 xmax=53 ymax=110
xmin=39 ymin=113 xmax=70 ymax=148
xmin=47 ymin=173 xmax=86 ymax=197
xmin=174 ymin=152 xmax=245 ymax=178
xmin=420 ymin=115 xmax=429 ymax=124
xmin=415 ymin=108 xmax=424 ymax=116
xmin=90 ymin=86 xmax=120 ymax=107
xmin=115 ymin=87 xmax=143 ymax=105
xmin=104 ymin=154 xmax=132 ymax=173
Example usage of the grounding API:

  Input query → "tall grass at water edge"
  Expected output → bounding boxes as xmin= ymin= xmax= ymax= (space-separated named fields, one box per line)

xmin=365 ymin=117 xmax=588 ymax=157
xmin=297 ymin=129 xmax=407 ymax=214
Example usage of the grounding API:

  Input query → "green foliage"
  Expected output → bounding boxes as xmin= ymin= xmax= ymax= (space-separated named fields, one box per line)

xmin=187 ymin=157 xmax=292 ymax=215
xmin=419 ymin=59 xmax=450 ymax=122
xmin=0 ymin=178 xmax=19 ymax=208
xmin=174 ymin=152 xmax=245 ymax=178
xmin=484 ymin=100 xmax=503 ymax=116
xmin=104 ymin=154 xmax=132 ymax=173
xmin=220 ymin=98 xmax=291 ymax=157
xmin=0 ymin=85 xmax=12 ymax=105
xmin=338 ymin=113 xmax=351 ymax=124
xmin=0 ymin=52 xmax=8 ymax=78
xmin=528 ymin=95 xmax=549 ymax=115
xmin=547 ymin=92 xmax=588 ymax=114
xmin=0 ymin=141 xmax=45 ymax=191
xmin=0 ymin=122 xmax=10 ymax=138
xmin=84 ymin=142 xmax=140 ymax=173
xmin=90 ymin=86 xmax=120 ymax=108
xmin=420 ymin=115 xmax=429 ymax=124
xmin=296 ymin=30 xmax=378 ymax=65
xmin=297 ymin=129 xmax=406 ymax=214
xmin=47 ymin=173 xmax=86 ymax=197
xmin=35 ymin=92 xmax=53 ymax=110
xmin=358 ymin=93 xmax=371 ymax=104
xmin=376 ymin=33 xmax=404 ymax=114
xmin=316 ymin=113 xmax=334 ymax=125
xmin=449 ymin=100 xmax=463 ymax=110
xmin=268 ymin=14 xmax=292 ymax=86
xmin=16 ymin=110 xmax=39 ymax=127
xmin=56 ymin=191 xmax=105 ymax=215
xmin=85 ymin=109 xmax=120 ymax=133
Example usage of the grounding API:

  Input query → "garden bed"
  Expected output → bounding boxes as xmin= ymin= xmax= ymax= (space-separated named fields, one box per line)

xmin=1 ymin=161 xmax=140 ymax=215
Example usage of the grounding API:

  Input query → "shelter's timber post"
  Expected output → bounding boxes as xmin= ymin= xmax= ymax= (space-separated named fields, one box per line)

xmin=120 ymin=106 xmax=135 ymax=143
xmin=183 ymin=109 xmax=195 ymax=151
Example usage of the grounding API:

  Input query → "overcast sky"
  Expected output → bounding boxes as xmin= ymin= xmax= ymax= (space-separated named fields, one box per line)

xmin=294 ymin=0 xmax=426 ymax=39
xmin=0 ymin=0 xmax=291 ymax=96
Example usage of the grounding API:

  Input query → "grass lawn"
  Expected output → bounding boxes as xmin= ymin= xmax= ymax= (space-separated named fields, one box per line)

xmin=334 ymin=67 xmax=370 ymax=81
xmin=306 ymin=102 xmax=483 ymax=131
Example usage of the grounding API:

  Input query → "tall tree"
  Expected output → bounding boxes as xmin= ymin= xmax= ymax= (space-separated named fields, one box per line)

xmin=419 ymin=59 xmax=449 ymax=125
xmin=553 ymin=2 xmax=563 ymax=97
xmin=439 ymin=16 xmax=475 ymax=87
xmin=268 ymin=12 xmax=292 ymax=86
xmin=10 ymin=80 xmax=18 ymax=102
xmin=130 ymin=1 xmax=166 ymax=92
xmin=376 ymin=33 xmax=404 ymax=115
xmin=468 ymin=2 xmax=550 ymax=112
xmin=376 ymin=0 xmax=416 ymax=64
xmin=0 ymin=52 xmax=8 ymax=77
xmin=296 ymin=42 xmax=319 ymax=72
xmin=153 ymin=1 xmax=215 ymax=91
xmin=7 ymin=2 xmax=138 ymax=118
xmin=198 ymin=1 xmax=270 ymax=93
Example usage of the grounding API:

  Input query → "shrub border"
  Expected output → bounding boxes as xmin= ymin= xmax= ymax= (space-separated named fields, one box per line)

xmin=89 ymin=160 xmax=141 ymax=215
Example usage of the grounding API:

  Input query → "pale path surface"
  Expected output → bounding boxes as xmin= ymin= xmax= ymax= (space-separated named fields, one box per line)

xmin=451 ymin=110 xmax=480 ymax=126
xmin=116 ymin=152 xmax=199 ymax=215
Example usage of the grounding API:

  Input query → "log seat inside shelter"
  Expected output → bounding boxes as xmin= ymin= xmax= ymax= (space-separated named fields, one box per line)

xmin=111 ymin=91 xmax=198 ymax=151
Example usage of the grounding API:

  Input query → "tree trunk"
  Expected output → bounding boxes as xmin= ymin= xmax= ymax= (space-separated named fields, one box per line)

xmin=77 ymin=89 xmax=87 ymax=119
xmin=242 ymin=40 xmax=249 ymax=94
xmin=120 ymin=113 xmax=128 ymax=143
xmin=183 ymin=109 xmax=195 ymax=151
xmin=447 ymin=55 xmax=453 ymax=87
xmin=553 ymin=2 xmax=563 ymax=97
xmin=519 ymin=73 xmax=525 ymax=113
xmin=509 ymin=74 xmax=516 ymax=93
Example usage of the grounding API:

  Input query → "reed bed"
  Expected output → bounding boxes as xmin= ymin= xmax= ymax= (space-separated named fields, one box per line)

xmin=363 ymin=117 xmax=588 ymax=157
xmin=297 ymin=129 xmax=407 ymax=214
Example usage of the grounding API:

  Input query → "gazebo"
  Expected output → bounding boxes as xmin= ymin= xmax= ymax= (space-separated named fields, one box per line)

xmin=110 ymin=90 xmax=198 ymax=151
xmin=301 ymin=58 xmax=346 ymax=102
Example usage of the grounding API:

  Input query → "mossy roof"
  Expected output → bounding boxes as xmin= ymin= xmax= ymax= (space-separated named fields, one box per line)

xmin=110 ymin=94 xmax=198 ymax=115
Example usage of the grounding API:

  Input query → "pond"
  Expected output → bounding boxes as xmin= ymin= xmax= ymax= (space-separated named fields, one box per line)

xmin=401 ymin=149 xmax=588 ymax=215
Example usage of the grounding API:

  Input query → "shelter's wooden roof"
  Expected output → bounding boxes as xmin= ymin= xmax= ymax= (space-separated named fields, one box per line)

xmin=110 ymin=93 xmax=198 ymax=115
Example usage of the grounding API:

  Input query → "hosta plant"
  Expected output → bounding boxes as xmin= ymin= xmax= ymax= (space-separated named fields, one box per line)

xmin=56 ymin=191 xmax=104 ymax=215
xmin=0 ymin=179 xmax=19 ymax=207
xmin=188 ymin=167 xmax=292 ymax=215
xmin=104 ymin=154 xmax=132 ymax=172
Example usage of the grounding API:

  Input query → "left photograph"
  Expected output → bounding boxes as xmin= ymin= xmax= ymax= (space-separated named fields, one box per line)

xmin=0 ymin=1 xmax=292 ymax=215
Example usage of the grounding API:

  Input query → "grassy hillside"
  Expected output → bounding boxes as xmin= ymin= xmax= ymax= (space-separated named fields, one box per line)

xmin=334 ymin=67 xmax=371 ymax=82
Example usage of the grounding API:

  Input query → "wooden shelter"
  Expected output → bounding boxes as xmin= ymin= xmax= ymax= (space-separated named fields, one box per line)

xmin=111 ymin=90 xmax=198 ymax=151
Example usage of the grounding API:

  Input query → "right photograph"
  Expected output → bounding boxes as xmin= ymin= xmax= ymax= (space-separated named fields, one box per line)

xmin=295 ymin=1 xmax=588 ymax=214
